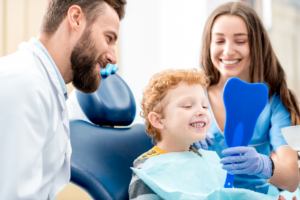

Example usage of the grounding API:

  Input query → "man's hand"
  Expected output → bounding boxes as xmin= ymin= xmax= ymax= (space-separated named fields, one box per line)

xmin=193 ymin=132 xmax=214 ymax=150
xmin=101 ymin=64 xmax=119 ymax=76
xmin=220 ymin=146 xmax=272 ymax=179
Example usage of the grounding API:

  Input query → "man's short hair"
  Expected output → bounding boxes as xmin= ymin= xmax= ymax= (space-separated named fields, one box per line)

xmin=40 ymin=0 xmax=126 ymax=36
xmin=141 ymin=69 xmax=209 ymax=143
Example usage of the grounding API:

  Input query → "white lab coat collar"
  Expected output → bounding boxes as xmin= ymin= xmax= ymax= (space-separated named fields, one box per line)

xmin=19 ymin=41 xmax=65 ymax=101
xmin=19 ymin=41 xmax=70 ymax=139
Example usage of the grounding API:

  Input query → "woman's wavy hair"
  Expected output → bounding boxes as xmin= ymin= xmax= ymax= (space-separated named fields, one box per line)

xmin=140 ymin=69 xmax=208 ymax=143
xmin=201 ymin=1 xmax=300 ymax=125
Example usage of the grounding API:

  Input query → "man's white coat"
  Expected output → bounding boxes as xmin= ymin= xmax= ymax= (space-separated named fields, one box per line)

xmin=0 ymin=41 xmax=71 ymax=200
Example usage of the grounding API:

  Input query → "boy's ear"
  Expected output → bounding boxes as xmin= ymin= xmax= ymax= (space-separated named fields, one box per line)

xmin=148 ymin=112 xmax=164 ymax=130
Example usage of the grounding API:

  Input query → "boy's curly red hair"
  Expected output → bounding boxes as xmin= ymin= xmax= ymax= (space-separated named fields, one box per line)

xmin=140 ymin=68 xmax=209 ymax=143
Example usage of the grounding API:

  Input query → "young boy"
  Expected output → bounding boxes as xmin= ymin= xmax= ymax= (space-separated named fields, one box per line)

xmin=129 ymin=69 xmax=211 ymax=199
xmin=128 ymin=69 xmax=280 ymax=200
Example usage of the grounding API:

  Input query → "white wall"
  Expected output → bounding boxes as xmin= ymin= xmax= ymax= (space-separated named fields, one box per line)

xmin=120 ymin=0 xmax=209 ymax=124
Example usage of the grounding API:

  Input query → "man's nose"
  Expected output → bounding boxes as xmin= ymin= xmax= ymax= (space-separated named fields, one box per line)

xmin=105 ymin=46 xmax=117 ymax=64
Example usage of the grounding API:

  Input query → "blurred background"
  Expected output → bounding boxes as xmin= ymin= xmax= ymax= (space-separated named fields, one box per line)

xmin=0 ymin=0 xmax=299 ymax=199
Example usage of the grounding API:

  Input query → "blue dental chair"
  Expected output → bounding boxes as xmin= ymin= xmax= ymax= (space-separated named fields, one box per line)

xmin=69 ymin=74 xmax=153 ymax=200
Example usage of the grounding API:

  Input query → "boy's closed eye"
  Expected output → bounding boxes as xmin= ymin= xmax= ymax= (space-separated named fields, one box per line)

xmin=182 ymin=105 xmax=192 ymax=108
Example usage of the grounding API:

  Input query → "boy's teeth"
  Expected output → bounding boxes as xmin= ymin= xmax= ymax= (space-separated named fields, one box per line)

xmin=222 ymin=60 xmax=239 ymax=65
xmin=191 ymin=123 xmax=205 ymax=127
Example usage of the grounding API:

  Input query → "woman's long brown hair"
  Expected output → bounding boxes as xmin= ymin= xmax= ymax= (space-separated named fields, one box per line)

xmin=200 ymin=1 xmax=300 ymax=125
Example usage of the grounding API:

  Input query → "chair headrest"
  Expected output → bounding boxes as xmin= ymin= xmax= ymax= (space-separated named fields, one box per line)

xmin=76 ymin=74 xmax=136 ymax=126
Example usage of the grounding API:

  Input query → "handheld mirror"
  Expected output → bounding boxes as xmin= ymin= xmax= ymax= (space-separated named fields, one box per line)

xmin=223 ymin=78 xmax=268 ymax=188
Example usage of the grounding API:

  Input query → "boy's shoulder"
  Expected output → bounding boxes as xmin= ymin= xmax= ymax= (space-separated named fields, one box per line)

xmin=138 ymin=146 xmax=163 ymax=159
xmin=133 ymin=146 xmax=168 ymax=168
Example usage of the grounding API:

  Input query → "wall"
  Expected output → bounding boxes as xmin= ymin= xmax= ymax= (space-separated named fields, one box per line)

xmin=121 ymin=0 xmax=209 ymax=125
xmin=268 ymin=0 xmax=300 ymax=96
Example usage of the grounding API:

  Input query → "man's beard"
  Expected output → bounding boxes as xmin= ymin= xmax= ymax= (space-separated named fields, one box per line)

xmin=70 ymin=27 xmax=106 ymax=94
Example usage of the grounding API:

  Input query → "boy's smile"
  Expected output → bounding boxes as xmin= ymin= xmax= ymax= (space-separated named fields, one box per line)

xmin=156 ymin=82 xmax=211 ymax=152
xmin=190 ymin=121 xmax=207 ymax=130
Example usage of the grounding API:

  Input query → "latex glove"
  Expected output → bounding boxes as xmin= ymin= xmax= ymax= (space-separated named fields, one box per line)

xmin=100 ymin=64 xmax=119 ymax=76
xmin=193 ymin=132 xmax=214 ymax=150
xmin=220 ymin=146 xmax=272 ymax=179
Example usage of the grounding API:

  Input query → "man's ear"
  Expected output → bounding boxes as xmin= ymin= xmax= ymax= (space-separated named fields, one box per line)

xmin=148 ymin=112 xmax=164 ymax=130
xmin=67 ymin=5 xmax=85 ymax=32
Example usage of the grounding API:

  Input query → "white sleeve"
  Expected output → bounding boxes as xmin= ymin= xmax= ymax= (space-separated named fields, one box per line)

xmin=0 ymin=71 xmax=51 ymax=200
xmin=66 ymin=90 xmax=91 ymax=123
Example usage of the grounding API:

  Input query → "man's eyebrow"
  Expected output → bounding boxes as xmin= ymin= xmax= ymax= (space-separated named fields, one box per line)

xmin=213 ymin=33 xmax=248 ymax=36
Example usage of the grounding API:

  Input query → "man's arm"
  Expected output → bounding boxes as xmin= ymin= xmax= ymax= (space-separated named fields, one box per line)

xmin=0 ymin=71 xmax=50 ymax=200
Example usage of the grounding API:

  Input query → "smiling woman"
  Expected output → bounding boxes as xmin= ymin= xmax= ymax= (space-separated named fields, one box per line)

xmin=210 ymin=15 xmax=251 ymax=87
xmin=199 ymin=1 xmax=300 ymax=196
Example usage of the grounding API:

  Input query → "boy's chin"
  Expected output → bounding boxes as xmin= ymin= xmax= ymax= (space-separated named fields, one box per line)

xmin=194 ymin=133 xmax=207 ymax=142
xmin=190 ymin=137 xmax=206 ymax=145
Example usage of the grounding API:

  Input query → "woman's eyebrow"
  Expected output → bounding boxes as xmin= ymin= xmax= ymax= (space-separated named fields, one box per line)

xmin=213 ymin=33 xmax=248 ymax=36
xmin=213 ymin=33 xmax=224 ymax=36
xmin=234 ymin=33 xmax=248 ymax=36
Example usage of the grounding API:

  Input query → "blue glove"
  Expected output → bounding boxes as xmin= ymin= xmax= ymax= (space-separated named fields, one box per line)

xmin=100 ymin=64 xmax=119 ymax=76
xmin=193 ymin=132 xmax=214 ymax=150
xmin=220 ymin=146 xmax=272 ymax=179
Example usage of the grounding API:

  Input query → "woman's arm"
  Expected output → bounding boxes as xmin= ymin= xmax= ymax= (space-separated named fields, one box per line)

xmin=270 ymin=146 xmax=299 ymax=192
xmin=220 ymin=146 xmax=299 ymax=192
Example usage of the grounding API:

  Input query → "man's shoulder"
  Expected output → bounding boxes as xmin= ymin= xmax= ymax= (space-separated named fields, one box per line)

xmin=0 ymin=54 xmax=53 ymax=109
xmin=0 ymin=50 xmax=49 ymax=86
xmin=0 ymin=49 xmax=43 ymax=74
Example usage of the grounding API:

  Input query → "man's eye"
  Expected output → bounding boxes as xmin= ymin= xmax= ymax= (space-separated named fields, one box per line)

xmin=107 ymin=36 xmax=112 ymax=42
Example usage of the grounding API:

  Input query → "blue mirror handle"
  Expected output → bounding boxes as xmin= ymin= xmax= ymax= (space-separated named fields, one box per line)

xmin=224 ymin=173 xmax=235 ymax=188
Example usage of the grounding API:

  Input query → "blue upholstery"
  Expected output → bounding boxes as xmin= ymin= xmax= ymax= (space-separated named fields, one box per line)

xmin=75 ymin=74 xmax=136 ymax=126
xmin=70 ymin=74 xmax=153 ymax=200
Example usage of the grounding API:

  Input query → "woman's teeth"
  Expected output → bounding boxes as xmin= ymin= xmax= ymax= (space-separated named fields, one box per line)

xmin=222 ymin=60 xmax=240 ymax=65
xmin=191 ymin=123 xmax=205 ymax=128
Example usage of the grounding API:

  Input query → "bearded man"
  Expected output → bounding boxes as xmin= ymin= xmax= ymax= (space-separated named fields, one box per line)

xmin=0 ymin=0 xmax=126 ymax=199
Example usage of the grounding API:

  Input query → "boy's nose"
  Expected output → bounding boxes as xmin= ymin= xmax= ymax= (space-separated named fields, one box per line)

xmin=195 ymin=108 xmax=204 ymax=116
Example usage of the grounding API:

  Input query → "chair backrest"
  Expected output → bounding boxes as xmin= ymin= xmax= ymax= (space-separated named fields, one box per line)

xmin=70 ymin=74 xmax=153 ymax=200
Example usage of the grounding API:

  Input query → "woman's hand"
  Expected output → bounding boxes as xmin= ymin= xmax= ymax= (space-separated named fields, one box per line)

xmin=278 ymin=195 xmax=297 ymax=200
xmin=100 ymin=64 xmax=119 ymax=76
xmin=220 ymin=146 xmax=272 ymax=179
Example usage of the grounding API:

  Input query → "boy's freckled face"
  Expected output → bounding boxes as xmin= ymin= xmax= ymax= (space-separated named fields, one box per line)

xmin=161 ymin=82 xmax=211 ymax=145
